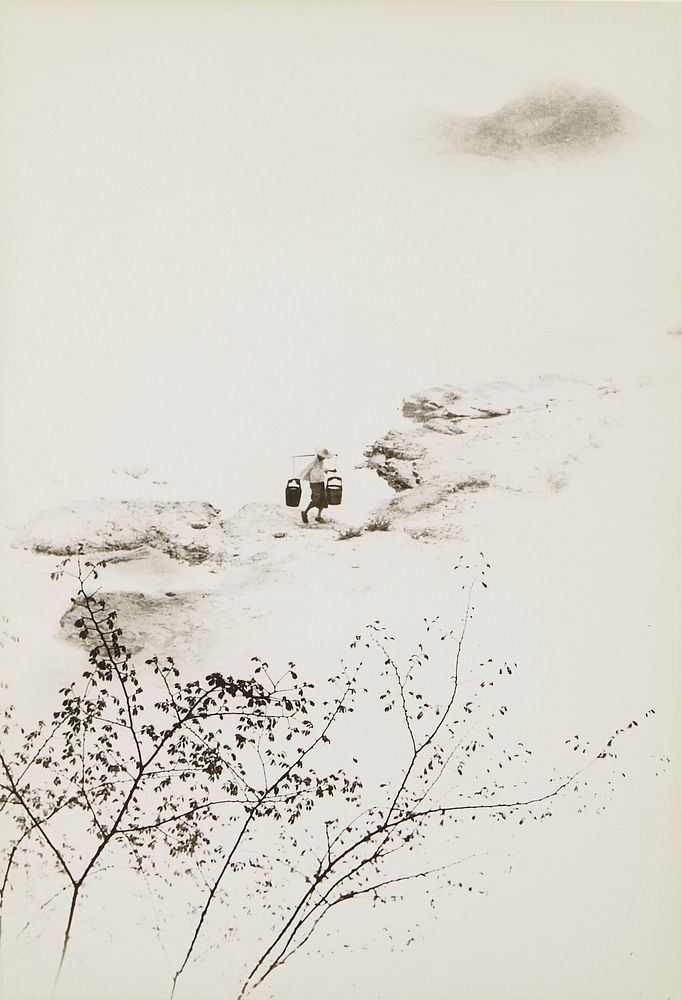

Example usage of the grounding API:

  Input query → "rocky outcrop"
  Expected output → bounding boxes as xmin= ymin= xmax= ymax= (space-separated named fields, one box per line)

xmin=363 ymin=430 xmax=427 ymax=491
xmin=364 ymin=381 xmax=536 ymax=495
xmin=439 ymin=84 xmax=635 ymax=158
xmin=47 ymin=501 xmax=306 ymax=661
xmin=18 ymin=499 xmax=303 ymax=569
xmin=403 ymin=386 xmax=513 ymax=431
xmin=60 ymin=589 xmax=215 ymax=655
xmin=18 ymin=500 xmax=223 ymax=564
xmin=363 ymin=376 xmax=616 ymax=536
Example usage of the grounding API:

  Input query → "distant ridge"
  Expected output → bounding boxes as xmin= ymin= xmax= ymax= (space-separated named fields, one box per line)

xmin=438 ymin=83 xmax=636 ymax=157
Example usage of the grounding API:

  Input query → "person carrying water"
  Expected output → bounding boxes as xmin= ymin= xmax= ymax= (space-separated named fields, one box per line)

xmin=300 ymin=448 xmax=332 ymax=524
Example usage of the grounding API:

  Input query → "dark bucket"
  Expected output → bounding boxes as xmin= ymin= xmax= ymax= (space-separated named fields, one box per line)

xmin=326 ymin=475 xmax=343 ymax=506
xmin=285 ymin=478 xmax=302 ymax=507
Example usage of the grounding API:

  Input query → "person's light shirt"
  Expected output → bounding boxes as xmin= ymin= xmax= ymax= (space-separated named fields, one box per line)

xmin=301 ymin=457 xmax=327 ymax=484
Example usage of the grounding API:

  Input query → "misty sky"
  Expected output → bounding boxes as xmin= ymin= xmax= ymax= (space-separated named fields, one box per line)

xmin=1 ymin=1 xmax=681 ymax=516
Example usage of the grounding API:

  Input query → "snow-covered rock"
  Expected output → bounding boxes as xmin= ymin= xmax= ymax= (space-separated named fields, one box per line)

xmin=363 ymin=376 xmax=619 ymax=538
xmin=402 ymin=386 xmax=514 ymax=428
xmin=60 ymin=589 xmax=217 ymax=655
xmin=17 ymin=500 xmax=223 ymax=564
xmin=17 ymin=499 xmax=304 ymax=568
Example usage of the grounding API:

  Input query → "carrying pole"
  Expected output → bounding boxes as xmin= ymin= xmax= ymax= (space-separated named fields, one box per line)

xmin=289 ymin=453 xmax=338 ymax=476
